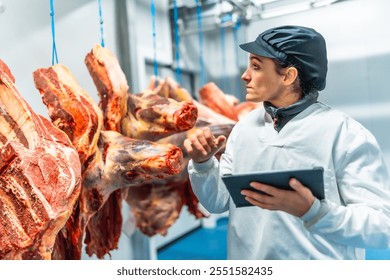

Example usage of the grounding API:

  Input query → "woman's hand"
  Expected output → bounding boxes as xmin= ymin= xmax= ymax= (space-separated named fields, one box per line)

xmin=184 ymin=127 xmax=226 ymax=163
xmin=241 ymin=178 xmax=316 ymax=217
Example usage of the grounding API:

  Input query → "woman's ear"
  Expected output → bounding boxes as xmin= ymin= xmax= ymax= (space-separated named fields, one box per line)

xmin=283 ymin=67 xmax=299 ymax=85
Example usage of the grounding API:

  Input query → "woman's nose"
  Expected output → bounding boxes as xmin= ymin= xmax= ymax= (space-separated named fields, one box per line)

xmin=241 ymin=69 xmax=249 ymax=81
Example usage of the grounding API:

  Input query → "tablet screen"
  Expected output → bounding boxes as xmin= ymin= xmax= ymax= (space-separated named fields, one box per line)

xmin=221 ymin=167 xmax=324 ymax=208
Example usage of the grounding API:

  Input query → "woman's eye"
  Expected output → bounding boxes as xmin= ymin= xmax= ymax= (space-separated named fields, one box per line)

xmin=252 ymin=64 xmax=260 ymax=70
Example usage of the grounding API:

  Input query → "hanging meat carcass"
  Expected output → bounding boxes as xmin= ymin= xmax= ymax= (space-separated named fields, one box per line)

xmin=33 ymin=63 xmax=103 ymax=259
xmin=223 ymin=94 xmax=240 ymax=107
xmin=147 ymin=75 xmax=193 ymax=102
xmin=121 ymin=92 xmax=198 ymax=141
xmin=87 ymin=131 xmax=183 ymax=240
xmin=33 ymin=63 xmax=184 ymax=259
xmin=234 ymin=101 xmax=262 ymax=120
xmin=85 ymin=44 xmax=128 ymax=132
xmin=84 ymin=45 xmax=202 ymax=239
xmin=83 ymin=131 xmax=183 ymax=257
xmin=148 ymin=76 xmax=237 ymax=131
xmin=147 ymin=76 xmax=236 ymax=151
xmin=32 ymin=64 xmax=104 ymax=166
xmin=0 ymin=60 xmax=81 ymax=260
xmin=84 ymin=44 xmax=130 ymax=258
xmin=198 ymin=82 xmax=239 ymax=121
xmin=148 ymin=77 xmax=257 ymax=124
xmin=85 ymin=45 xmax=198 ymax=141
xmin=144 ymin=76 xmax=238 ymax=221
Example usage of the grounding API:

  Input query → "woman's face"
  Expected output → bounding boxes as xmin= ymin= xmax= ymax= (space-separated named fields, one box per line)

xmin=241 ymin=54 xmax=294 ymax=107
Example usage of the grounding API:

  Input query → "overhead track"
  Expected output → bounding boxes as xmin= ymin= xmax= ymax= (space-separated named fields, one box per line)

xmin=170 ymin=0 xmax=352 ymax=35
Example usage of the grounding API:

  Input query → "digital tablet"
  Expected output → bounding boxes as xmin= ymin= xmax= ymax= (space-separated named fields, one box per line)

xmin=221 ymin=167 xmax=325 ymax=208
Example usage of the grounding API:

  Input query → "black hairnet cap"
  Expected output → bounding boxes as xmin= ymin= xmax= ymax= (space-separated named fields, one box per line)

xmin=240 ymin=25 xmax=328 ymax=91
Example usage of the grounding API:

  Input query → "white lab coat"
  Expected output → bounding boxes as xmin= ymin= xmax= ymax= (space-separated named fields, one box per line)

xmin=188 ymin=102 xmax=390 ymax=259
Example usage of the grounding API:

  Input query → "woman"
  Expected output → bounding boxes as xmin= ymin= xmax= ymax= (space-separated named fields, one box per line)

xmin=184 ymin=25 xmax=390 ymax=259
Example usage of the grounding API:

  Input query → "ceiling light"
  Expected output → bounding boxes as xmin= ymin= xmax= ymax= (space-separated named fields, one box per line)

xmin=260 ymin=2 xmax=311 ymax=19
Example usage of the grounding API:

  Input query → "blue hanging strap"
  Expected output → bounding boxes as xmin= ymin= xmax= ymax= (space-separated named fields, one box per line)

xmin=50 ymin=0 xmax=58 ymax=65
xmin=151 ymin=0 xmax=158 ymax=84
xmin=173 ymin=0 xmax=182 ymax=84
xmin=98 ymin=0 xmax=105 ymax=47
xmin=195 ymin=0 xmax=206 ymax=86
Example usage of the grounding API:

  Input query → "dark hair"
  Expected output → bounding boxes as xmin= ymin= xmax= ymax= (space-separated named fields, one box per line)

xmin=273 ymin=59 xmax=316 ymax=96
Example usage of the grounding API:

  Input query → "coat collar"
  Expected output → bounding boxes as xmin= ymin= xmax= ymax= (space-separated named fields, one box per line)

xmin=264 ymin=90 xmax=319 ymax=132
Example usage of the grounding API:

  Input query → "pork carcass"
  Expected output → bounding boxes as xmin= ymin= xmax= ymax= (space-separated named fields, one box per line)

xmin=0 ymin=60 xmax=81 ymax=259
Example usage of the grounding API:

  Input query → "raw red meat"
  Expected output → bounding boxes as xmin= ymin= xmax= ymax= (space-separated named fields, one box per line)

xmin=235 ymin=101 xmax=261 ymax=120
xmin=85 ymin=44 xmax=128 ymax=132
xmin=122 ymin=92 xmax=198 ymax=141
xmin=34 ymin=62 xmax=185 ymax=259
xmin=33 ymin=64 xmax=104 ymax=166
xmin=85 ymin=46 xmax=198 ymax=242
xmin=198 ymin=82 xmax=239 ymax=121
xmin=147 ymin=76 xmax=193 ymax=102
xmin=82 ymin=130 xmax=183 ymax=254
xmin=0 ymin=60 xmax=81 ymax=260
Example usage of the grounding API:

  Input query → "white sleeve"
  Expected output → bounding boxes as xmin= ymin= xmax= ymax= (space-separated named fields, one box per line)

xmin=302 ymin=124 xmax=390 ymax=249
xmin=187 ymin=128 xmax=237 ymax=214
xmin=188 ymin=157 xmax=230 ymax=214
